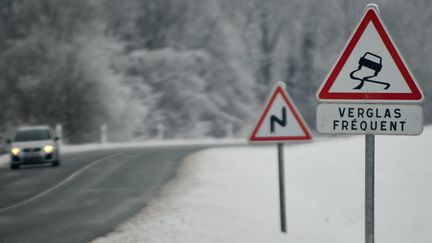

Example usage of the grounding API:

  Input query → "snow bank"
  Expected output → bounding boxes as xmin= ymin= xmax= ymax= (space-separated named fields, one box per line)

xmin=60 ymin=138 xmax=246 ymax=154
xmin=93 ymin=127 xmax=432 ymax=243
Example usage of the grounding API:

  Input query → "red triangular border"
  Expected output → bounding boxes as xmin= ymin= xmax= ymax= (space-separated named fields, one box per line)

xmin=317 ymin=7 xmax=423 ymax=102
xmin=249 ymin=85 xmax=312 ymax=142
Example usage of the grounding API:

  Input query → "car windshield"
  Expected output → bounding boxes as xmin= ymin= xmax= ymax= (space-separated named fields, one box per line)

xmin=14 ymin=129 xmax=51 ymax=142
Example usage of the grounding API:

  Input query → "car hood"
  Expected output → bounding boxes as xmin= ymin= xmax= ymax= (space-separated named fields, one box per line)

xmin=12 ymin=140 xmax=54 ymax=148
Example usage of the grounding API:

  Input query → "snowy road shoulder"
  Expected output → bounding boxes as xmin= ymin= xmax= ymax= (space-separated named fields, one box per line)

xmin=93 ymin=127 xmax=432 ymax=243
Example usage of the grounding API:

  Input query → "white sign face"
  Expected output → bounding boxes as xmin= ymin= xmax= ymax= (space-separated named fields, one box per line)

xmin=317 ymin=104 xmax=423 ymax=135
xmin=316 ymin=6 xmax=423 ymax=103
xmin=329 ymin=24 xmax=409 ymax=93
xmin=249 ymin=83 xmax=312 ymax=142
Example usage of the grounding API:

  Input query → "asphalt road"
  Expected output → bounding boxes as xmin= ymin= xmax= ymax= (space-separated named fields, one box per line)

xmin=0 ymin=145 xmax=204 ymax=243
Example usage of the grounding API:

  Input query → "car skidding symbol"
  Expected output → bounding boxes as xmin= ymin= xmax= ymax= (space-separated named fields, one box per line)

xmin=350 ymin=52 xmax=390 ymax=90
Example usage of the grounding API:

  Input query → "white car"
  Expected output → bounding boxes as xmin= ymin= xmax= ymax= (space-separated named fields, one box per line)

xmin=8 ymin=126 xmax=61 ymax=170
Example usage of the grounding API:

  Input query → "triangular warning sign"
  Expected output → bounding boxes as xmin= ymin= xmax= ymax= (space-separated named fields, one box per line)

xmin=249 ymin=83 xmax=312 ymax=142
xmin=317 ymin=5 xmax=423 ymax=102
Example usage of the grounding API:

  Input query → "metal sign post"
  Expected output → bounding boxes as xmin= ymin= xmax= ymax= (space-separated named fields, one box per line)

xmin=249 ymin=82 xmax=312 ymax=233
xmin=277 ymin=143 xmax=287 ymax=233
xmin=365 ymin=135 xmax=375 ymax=243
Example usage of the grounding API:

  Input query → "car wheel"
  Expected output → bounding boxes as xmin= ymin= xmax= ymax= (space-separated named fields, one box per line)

xmin=52 ymin=160 xmax=60 ymax=167
xmin=10 ymin=164 xmax=19 ymax=170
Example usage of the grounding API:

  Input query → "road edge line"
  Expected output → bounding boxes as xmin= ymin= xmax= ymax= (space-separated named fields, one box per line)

xmin=0 ymin=153 xmax=121 ymax=213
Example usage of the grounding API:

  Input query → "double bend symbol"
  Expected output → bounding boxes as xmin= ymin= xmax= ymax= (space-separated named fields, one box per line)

xmin=270 ymin=107 xmax=287 ymax=133
xmin=350 ymin=52 xmax=390 ymax=90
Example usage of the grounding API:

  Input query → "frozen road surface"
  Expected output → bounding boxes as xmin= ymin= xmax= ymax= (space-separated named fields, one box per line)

xmin=0 ymin=145 xmax=207 ymax=242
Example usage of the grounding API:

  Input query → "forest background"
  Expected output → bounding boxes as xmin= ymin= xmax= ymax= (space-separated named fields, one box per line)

xmin=0 ymin=0 xmax=429 ymax=143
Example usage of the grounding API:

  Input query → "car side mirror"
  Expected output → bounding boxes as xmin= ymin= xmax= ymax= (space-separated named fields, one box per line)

xmin=54 ymin=137 xmax=60 ymax=141
xmin=6 ymin=139 xmax=11 ymax=144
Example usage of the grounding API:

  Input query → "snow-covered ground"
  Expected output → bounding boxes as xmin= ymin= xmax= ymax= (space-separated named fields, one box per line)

xmin=93 ymin=127 xmax=432 ymax=243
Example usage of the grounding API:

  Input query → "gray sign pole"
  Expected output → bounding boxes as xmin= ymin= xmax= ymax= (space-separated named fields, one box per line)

xmin=277 ymin=143 xmax=287 ymax=233
xmin=365 ymin=135 xmax=375 ymax=243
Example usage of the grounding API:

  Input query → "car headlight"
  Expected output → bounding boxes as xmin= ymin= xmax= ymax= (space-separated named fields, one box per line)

xmin=43 ymin=145 xmax=54 ymax=154
xmin=11 ymin=147 xmax=21 ymax=156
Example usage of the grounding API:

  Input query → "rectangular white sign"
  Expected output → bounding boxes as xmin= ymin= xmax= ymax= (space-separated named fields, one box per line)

xmin=317 ymin=104 xmax=423 ymax=135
